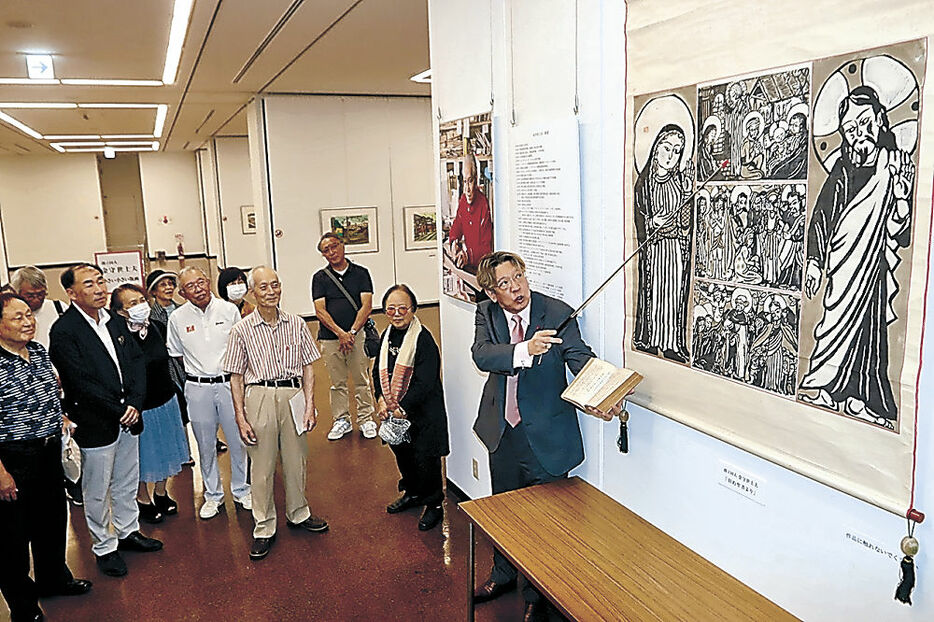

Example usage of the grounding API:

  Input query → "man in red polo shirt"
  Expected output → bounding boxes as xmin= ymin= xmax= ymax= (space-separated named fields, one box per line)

xmin=446 ymin=154 xmax=493 ymax=271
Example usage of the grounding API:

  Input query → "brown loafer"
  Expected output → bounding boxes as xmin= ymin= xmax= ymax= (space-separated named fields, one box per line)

xmin=473 ymin=578 xmax=517 ymax=603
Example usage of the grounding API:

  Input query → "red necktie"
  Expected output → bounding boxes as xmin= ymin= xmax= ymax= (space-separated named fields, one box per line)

xmin=505 ymin=314 xmax=523 ymax=427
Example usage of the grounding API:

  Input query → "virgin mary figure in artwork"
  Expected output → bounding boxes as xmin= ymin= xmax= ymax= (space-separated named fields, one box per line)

xmin=634 ymin=124 xmax=694 ymax=363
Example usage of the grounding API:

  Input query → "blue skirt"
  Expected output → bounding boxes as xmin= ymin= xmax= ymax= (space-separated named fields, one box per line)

xmin=139 ymin=394 xmax=189 ymax=483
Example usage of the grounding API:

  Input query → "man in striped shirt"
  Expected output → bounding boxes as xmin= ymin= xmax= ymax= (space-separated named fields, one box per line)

xmin=224 ymin=266 xmax=329 ymax=561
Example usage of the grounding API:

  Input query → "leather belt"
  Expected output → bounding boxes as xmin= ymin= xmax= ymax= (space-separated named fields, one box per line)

xmin=186 ymin=374 xmax=231 ymax=384
xmin=248 ymin=378 xmax=301 ymax=388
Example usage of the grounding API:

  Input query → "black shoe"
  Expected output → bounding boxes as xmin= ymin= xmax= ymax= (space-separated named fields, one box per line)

xmin=473 ymin=578 xmax=517 ymax=603
xmin=216 ymin=439 xmax=228 ymax=453
xmin=287 ymin=515 xmax=329 ymax=533
xmin=65 ymin=480 xmax=83 ymax=506
xmin=38 ymin=578 xmax=92 ymax=597
xmin=386 ymin=493 xmax=423 ymax=514
xmin=117 ymin=531 xmax=163 ymax=553
xmin=137 ymin=501 xmax=164 ymax=524
xmin=418 ymin=505 xmax=443 ymax=531
xmin=249 ymin=535 xmax=275 ymax=560
xmin=95 ymin=552 xmax=128 ymax=577
xmin=153 ymin=493 xmax=178 ymax=515
xmin=523 ymin=601 xmax=548 ymax=622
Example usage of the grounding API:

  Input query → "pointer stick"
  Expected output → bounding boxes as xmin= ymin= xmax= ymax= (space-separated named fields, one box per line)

xmin=553 ymin=159 xmax=729 ymax=336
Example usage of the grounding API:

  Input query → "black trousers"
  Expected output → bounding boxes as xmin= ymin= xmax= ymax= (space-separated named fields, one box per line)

xmin=0 ymin=436 xmax=72 ymax=620
xmin=390 ymin=442 xmax=443 ymax=506
xmin=488 ymin=422 xmax=566 ymax=604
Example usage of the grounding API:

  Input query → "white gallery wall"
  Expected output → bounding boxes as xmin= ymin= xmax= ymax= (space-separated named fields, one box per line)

xmin=138 ymin=151 xmax=206 ymax=258
xmin=0 ymin=153 xmax=106 ymax=268
xmin=213 ymin=136 xmax=266 ymax=269
xmin=429 ymin=1 xmax=934 ymax=620
xmin=249 ymin=95 xmax=438 ymax=318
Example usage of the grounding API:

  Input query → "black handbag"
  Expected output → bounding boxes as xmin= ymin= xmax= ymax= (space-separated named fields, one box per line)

xmin=323 ymin=269 xmax=381 ymax=358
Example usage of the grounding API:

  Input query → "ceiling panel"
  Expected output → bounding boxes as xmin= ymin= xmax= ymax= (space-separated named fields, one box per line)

xmin=266 ymin=0 xmax=429 ymax=95
xmin=0 ymin=0 xmax=172 ymax=79
xmin=9 ymin=107 xmax=159 ymax=136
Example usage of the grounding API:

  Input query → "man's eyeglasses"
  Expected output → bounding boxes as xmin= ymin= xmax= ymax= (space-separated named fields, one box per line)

xmin=385 ymin=306 xmax=410 ymax=316
xmin=494 ymin=272 xmax=525 ymax=291
xmin=182 ymin=279 xmax=209 ymax=293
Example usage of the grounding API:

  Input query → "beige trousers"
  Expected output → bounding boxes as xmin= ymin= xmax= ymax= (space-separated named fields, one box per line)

xmin=243 ymin=385 xmax=312 ymax=537
xmin=320 ymin=337 xmax=375 ymax=425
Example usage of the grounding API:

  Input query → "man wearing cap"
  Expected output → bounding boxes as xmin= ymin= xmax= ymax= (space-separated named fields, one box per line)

xmin=224 ymin=266 xmax=328 ymax=561
xmin=166 ymin=267 xmax=250 ymax=519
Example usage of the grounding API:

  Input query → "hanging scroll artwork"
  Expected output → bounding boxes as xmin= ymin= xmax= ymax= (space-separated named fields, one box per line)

xmin=626 ymin=39 xmax=929 ymax=516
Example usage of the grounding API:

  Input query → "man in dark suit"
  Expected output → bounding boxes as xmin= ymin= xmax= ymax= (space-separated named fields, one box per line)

xmin=49 ymin=264 xmax=162 ymax=578
xmin=471 ymin=251 xmax=621 ymax=621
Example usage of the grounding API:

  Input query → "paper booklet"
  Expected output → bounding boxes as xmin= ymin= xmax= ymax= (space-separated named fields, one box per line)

xmin=561 ymin=357 xmax=643 ymax=414
xmin=289 ymin=389 xmax=310 ymax=435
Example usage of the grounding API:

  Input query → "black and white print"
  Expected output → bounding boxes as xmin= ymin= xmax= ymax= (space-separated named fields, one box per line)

xmin=692 ymin=282 xmax=800 ymax=396
xmin=697 ymin=66 xmax=810 ymax=182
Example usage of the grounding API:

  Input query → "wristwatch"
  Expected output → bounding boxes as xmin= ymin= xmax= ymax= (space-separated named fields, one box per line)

xmin=350 ymin=328 xmax=358 ymax=335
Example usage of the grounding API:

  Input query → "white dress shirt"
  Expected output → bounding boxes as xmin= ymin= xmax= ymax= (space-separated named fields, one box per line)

xmin=501 ymin=303 xmax=534 ymax=369
xmin=32 ymin=298 xmax=65 ymax=349
xmin=166 ymin=296 xmax=240 ymax=377
xmin=75 ymin=305 xmax=122 ymax=382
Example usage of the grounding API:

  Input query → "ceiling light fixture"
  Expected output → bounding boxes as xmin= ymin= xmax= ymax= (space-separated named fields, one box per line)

xmin=162 ymin=0 xmax=194 ymax=85
xmin=101 ymin=134 xmax=154 ymax=139
xmin=49 ymin=143 xmax=65 ymax=153
xmin=0 ymin=78 xmax=60 ymax=85
xmin=63 ymin=146 xmax=157 ymax=153
xmin=0 ymin=102 xmax=77 ymax=109
xmin=151 ymin=141 xmax=160 ymax=151
xmin=153 ymin=104 xmax=167 ymax=138
xmin=61 ymin=79 xmax=163 ymax=87
xmin=50 ymin=142 xmax=106 ymax=148
xmin=103 ymin=146 xmax=116 ymax=159
xmin=409 ymin=69 xmax=431 ymax=84
xmin=105 ymin=141 xmax=156 ymax=147
xmin=0 ymin=111 xmax=42 ymax=139
xmin=77 ymin=103 xmax=160 ymax=109
xmin=43 ymin=134 xmax=102 ymax=140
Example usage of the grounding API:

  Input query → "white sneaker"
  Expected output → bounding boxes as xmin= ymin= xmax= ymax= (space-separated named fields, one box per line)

xmin=361 ymin=421 xmax=378 ymax=439
xmin=199 ymin=499 xmax=222 ymax=520
xmin=234 ymin=494 xmax=252 ymax=511
xmin=327 ymin=419 xmax=352 ymax=440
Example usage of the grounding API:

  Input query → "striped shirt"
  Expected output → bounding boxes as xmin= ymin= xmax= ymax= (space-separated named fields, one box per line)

xmin=0 ymin=342 xmax=63 ymax=442
xmin=222 ymin=309 xmax=320 ymax=385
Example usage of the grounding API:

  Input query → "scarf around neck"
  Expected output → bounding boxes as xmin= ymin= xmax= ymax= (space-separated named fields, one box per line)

xmin=378 ymin=316 xmax=422 ymax=407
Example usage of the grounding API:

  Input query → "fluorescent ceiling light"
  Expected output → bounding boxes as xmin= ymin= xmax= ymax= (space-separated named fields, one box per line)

xmin=43 ymin=134 xmax=102 ymax=140
xmin=101 ymin=134 xmax=154 ymax=139
xmin=51 ymin=142 xmax=106 ymax=148
xmin=0 ymin=111 xmax=42 ymax=139
xmin=153 ymin=104 xmax=167 ymax=138
xmin=151 ymin=141 xmax=160 ymax=151
xmin=26 ymin=55 xmax=54 ymax=80
xmin=49 ymin=143 xmax=65 ymax=153
xmin=410 ymin=69 xmax=431 ymax=83
xmin=105 ymin=141 xmax=155 ymax=146
xmin=0 ymin=78 xmax=60 ymax=85
xmin=78 ymin=103 xmax=160 ymax=109
xmin=63 ymin=146 xmax=157 ymax=153
xmin=162 ymin=0 xmax=194 ymax=84
xmin=0 ymin=102 xmax=77 ymax=109
xmin=61 ymin=79 xmax=163 ymax=87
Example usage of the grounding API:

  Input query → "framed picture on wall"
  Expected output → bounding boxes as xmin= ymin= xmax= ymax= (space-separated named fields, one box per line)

xmin=240 ymin=205 xmax=257 ymax=235
xmin=320 ymin=206 xmax=378 ymax=254
xmin=403 ymin=205 xmax=438 ymax=251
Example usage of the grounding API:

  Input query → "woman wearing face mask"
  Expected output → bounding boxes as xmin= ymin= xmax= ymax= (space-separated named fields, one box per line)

xmin=110 ymin=284 xmax=189 ymax=523
xmin=218 ymin=267 xmax=255 ymax=319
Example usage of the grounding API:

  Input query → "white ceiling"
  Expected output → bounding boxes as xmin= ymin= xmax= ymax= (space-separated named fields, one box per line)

xmin=0 ymin=0 xmax=430 ymax=155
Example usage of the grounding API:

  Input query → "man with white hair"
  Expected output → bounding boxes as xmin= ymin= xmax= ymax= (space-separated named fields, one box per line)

xmin=225 ymin=266 xmax=328 ymax=561
xmin=10 ymin=266 xmax=66 ymax=349
xmin=166 ymin=267 xmax=250 ymax=519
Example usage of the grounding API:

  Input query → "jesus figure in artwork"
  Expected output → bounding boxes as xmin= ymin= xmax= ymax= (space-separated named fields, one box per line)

xmin=798 ymin=86 xmax=914 ymax=429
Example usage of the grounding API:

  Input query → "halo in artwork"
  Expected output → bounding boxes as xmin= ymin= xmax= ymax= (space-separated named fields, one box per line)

xmin=634 ymin=94 xmax=695 ymax=174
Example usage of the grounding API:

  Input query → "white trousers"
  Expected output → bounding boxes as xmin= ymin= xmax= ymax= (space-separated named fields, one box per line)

xmin=80 ymin=430 xmax=141 ymax=556
xmin=184 ymin=381 xmax=250 ymax=503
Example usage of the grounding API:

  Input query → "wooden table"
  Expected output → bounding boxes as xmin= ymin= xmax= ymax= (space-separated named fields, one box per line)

xmin=459 ymin=477 xmax=797 ymax=621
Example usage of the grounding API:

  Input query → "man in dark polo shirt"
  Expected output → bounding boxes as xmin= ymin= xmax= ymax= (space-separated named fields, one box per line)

xmin=311 ymin=233 xmax=377 ymax=440
xmin=0 ymin=293 xmax=91 ymax=622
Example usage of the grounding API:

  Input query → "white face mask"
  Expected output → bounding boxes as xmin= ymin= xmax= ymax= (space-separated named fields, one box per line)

xmin=127 ymin=302 xmax=151 ymax=323
xmin=227 ymin=283 xmax=247 ymax=302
